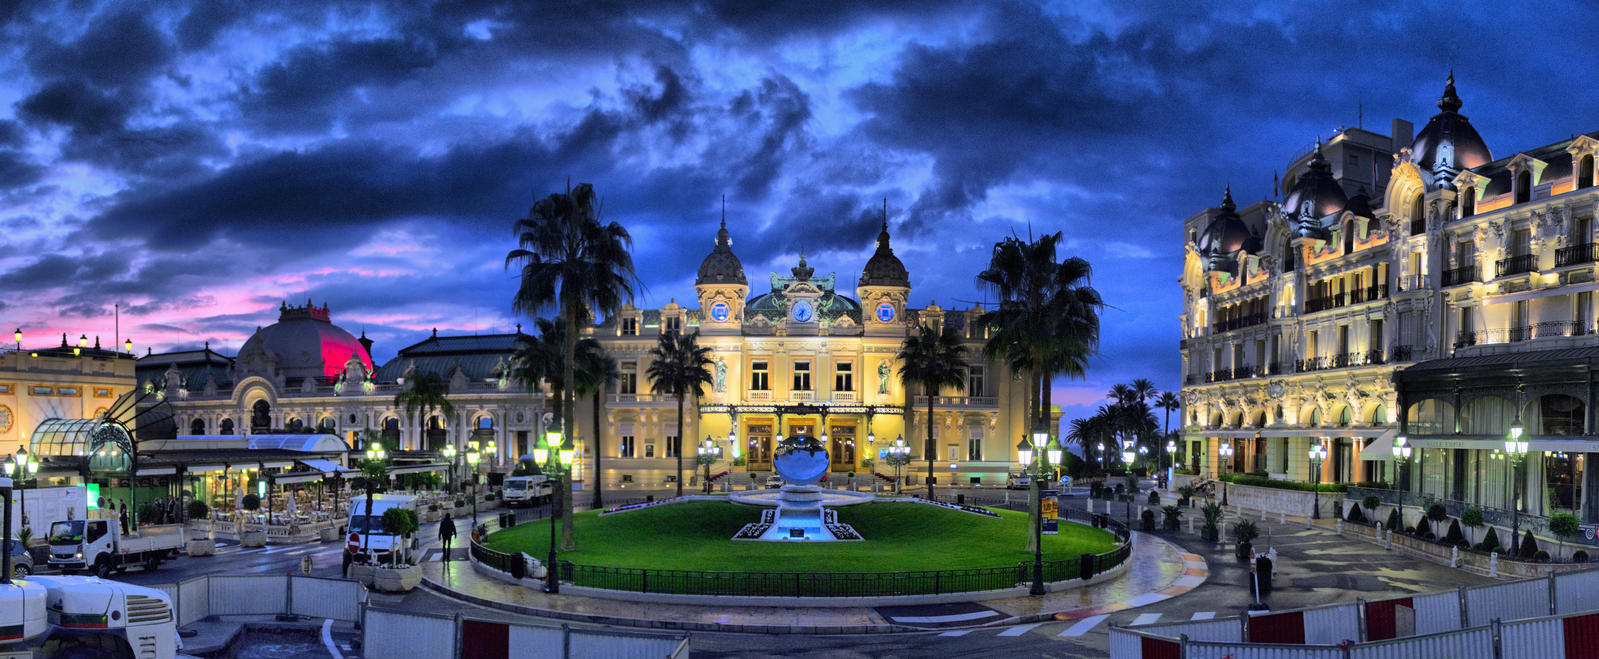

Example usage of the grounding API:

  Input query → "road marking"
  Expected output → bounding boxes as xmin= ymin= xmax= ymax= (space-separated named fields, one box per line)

xmin=891 ymin=611 xmax=1000 ymax=624
xmin=937 ymin=629 xmax=973 ymax=637
xmin=1130 ymin=613 xmax=1162 ymax=626
xmin=998 ymin=622 xmax=1044 ymax=636
xmin=1058 ymin=614 xmax=1109 ymax=637
xmin=321 ymin=619 xmax=343 ymax=659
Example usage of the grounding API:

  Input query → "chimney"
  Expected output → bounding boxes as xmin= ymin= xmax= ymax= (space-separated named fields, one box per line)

xmin=1391 ymin=118 xmax=1413 ymax=153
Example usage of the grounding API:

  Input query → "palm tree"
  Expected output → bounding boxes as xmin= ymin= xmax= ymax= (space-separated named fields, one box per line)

xmin=1155 ymin=391 xmax=1181 ymax=466
xmin=897 ymin=325 xmax=968 ymax=501
xmin=1131 ymin=378 xmax=1159 ymax=407
xmin=647 ymin=331 xmax=715 ymax=497
xmin=511 ymin=317 xmax=599 ymax=546
xmin=576 ymin=344 xmax=619 ymax=509
xmin=393 ymin=370 xmax=454 ymax=452
xmin=508 ymin=182 xmax=640 ymax=552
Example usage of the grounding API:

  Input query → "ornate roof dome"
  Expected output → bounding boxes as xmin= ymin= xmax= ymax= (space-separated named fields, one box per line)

xmin=236 ymin=301 xmax=374 ymax=381
xmin=1283 ymin=141 xmax=1348 ymax=237
xmin=1410 ymin=72 xmax=1492 ymax=185
xmin=1197 ymin=188 xmax=1256 ymax=270
xmin=859 ymin=219 xmax=909 ymax=287
xmin=695 ymin=218 xmax=747 ymax=286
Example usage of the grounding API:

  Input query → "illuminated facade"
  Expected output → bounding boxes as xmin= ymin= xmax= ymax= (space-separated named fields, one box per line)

xmin=1182 ymin=74 xmax=1599 ymax=523
xmin=0 ymin=335 xmax=137 ymax=456
xmin=578 ymin=217 xmax=1042 ymax=489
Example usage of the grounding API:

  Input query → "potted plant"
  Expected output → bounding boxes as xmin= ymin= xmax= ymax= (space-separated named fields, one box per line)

xmin=1177 ymin=485 xmax=1196 ymax=507
xmin=239 ymin=494 xmax=267 ymax=548
xmin=372 ymin=507 xmax=422 ymax=592
xmin=1201 ymin=502 xmax=1223 ymax=542
xmin=426 ymin=503 xmax=441 ymax=523
xmin=1232 ymin=519 xmax=1260 ymax=561
xmin=1140 ymin=508 xmax=1155 ymax=532
xmin=1550 ymin=513 xmax=1580 ymax=561
xmin=1461 ymin=507 xmax=1484 ymax=548
xmin=1161 ymin=505 xmax=1182 ymax=531
xmin=1146 ymin=490 xmax=1160 ymax=507
xmin=186 ymin=500 xmax=215 ymax=556
xmin=1425 ymin=504 xmax=1448 ymax=539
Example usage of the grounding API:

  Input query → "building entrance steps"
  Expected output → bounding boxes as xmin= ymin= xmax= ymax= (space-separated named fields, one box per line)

xmin=415 ymin=527 xmax=1205 ymax=634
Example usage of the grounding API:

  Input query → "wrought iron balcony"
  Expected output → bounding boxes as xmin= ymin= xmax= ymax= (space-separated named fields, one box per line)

xmin=1441 ymin=265 xmax=1478 ymax=287
xmin=1455 ymin=321 xmax=1592 ymax=347
xmin=1495 ymin=253 xmax=1537 ymax=278
xmin=1211 ymin=313 xmax=1266 ymax=334
xmin=1556 ymin=242 xmax=1599 ymax=268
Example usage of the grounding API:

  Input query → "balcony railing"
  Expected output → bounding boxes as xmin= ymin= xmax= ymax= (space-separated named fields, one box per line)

xmin=1401 ymin=274 xmax=1425 ymax=292
xmin=1556 ymin=242 xmax=1599 ymax=268
xmin=1391 ymin=345 xmax=1414 ymax=362
xmin=1441 ymin=264 xmax=1478 ymax=287
xmin=1296 ymin=350 xmax=1386 ymax=373
xmin=1495 ymin=253 xmax=1537 ymax=278
xmin=1349 ymin=284 xmax=1389 ymax=304
xmin=912 ymin=396 xmax=999 ymax=408
xmin=1304 ymin=293 xmax=1345 ymax=313
xmin=1204 ymin=366 xmax=1263 ymax=383
xmin=1211 ymin=313 xmax=1266 ymax=334
xmin=1455 ymin=321 xmax=1593 ymax=348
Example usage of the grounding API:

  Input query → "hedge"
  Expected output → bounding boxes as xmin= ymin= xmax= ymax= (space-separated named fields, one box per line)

xmin=1220 ymin=473 xmax=1345 ymax=493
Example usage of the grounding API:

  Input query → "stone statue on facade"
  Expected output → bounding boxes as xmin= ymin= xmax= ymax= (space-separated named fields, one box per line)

xmin=878 ymin=361 xmax=891 ymax=394
xmin=715 ymin=358 xmax=727 ymax=392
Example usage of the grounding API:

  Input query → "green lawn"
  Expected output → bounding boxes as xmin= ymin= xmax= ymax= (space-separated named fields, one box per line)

xmin=483 ymin=501 xmax=1117 ymax=572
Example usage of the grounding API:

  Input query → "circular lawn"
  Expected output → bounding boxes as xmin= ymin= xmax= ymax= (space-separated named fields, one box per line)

xmin=482 ymin=501 xmax=1118 ymax=573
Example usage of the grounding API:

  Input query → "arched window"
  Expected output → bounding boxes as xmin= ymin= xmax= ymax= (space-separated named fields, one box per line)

xmin=1307 ymin=408 xmax=1322 ymax=427
xmin=1540 ymin=394 xmax=1585 ymax=435
xmin=319 ymin=417 xmax=335 ymax=431
xmin=477 ymin=417 xmax=494 ymax=430
xmin=1405 ymin=399 xmax=1455 ymax=434
xmin=251 ymin=400 xmax=271 ymax=430
xmin=381 ymin=417 xmax=401 ymax=445
xmin=1458 ymin=396 xmax=1515 ymax=434
xmin=1336 ymin=406 xmax=1353 ymax=427
xmin=1461 ymin=187 xmax=1475 ymax=218
xmin=220 ymin=418 xmax=235 ymax=435
xmin=1410 ymin=192 xmax=1425 ymax=234
xmin=1283 ymin=237 xmax=1296 ymax=272
xmin=1344 ymin=221 xmax=1355 ymax=253
xmin=190 ymin=418 xmax=205 ymax=435
xmin=1581 ymin=155 xmax=1595 ymax=190
xmin=1252 ymin=411 xmax=1266 ymax=428
xmin=1369 ymin=404 xmax=1387 ymax=426
xmin=1517 ymin=170 xmax=1532 ymax=203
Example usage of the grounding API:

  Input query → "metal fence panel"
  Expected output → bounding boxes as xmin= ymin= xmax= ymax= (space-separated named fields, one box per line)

xmin=1133 ymin=617 xmax=1242 ymax=643
xmin=1109 ymin=627 xmax=1170 ymax=658
xmin=1348 ymin=627 xmax=1494 ymax=659
xmin=505 ymin=622 xmax=562 ymax=649
xmin=1465 ymin=579 xmax=1550 ymax=627
xmin=1304 ymin=603 xmax=1361 ymax=645
xmin=207 ymin=574 xmax=286 ymax=616
xmin=1185 ymin=641 xmax=1345 ymax=659
xmin=363 ymin=608 xmax=454 ymax=659
xmin=177 ymin=576 xmax=209 ymax=627
xmin=1412 ymin=591 xmax=1463 ymax=636
xmin=569 ymin=629 xmax=693 ymax=659
xmin=289 ymin=576 xmax=363 ymax=623
xmin=1499 ymin=617 xmax=1564 ymax=659
xmin=1556 ymin=569 xmax=1599 ymax=614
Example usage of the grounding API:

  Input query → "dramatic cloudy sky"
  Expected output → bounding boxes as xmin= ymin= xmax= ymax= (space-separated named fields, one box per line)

xmin=3 ymin=1 xmax=1598 ymax=424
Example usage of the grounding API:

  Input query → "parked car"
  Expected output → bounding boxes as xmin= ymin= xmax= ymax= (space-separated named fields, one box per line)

xmin=8 ymin=538 xmax=34 ymax=577
xmin=1006 ymin=473 xmax=1032 ymax=490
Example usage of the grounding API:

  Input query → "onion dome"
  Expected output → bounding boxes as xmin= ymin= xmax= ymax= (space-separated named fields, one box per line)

xmin=1410 ymin=71 xmax=1492 ymax=187
xmin=237 ymin=301 xmax=374 ymax=381
xmin=859 ymin=219 xmax=909 ymax=287
xmin=695 ymin=218 xmax=747 ymax=286
xmin=1283 ymin=140 xmax=1347 ymax=238
xmin=1197 ymin=187 xmax=1256 ymax=271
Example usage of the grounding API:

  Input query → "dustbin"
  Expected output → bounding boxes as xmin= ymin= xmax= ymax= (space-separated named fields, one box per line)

xmin=1253 ymin=555 xmax=1273 ymax=596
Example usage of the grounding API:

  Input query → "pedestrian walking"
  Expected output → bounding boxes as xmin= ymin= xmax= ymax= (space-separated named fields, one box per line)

xmin=439 ymin=515 xmax=458 ymax=563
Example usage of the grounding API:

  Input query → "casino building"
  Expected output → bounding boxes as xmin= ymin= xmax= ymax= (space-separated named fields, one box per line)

xmin=1182 ymin=73 xmax=1599 ymax=527
xmin=576 ymin=216 xmax=1041 ymax=489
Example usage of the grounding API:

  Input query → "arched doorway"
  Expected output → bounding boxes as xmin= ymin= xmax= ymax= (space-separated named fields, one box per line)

xmin=220 ymin=418 xmax=235 ymax=435
xmin=251 ymin=400 xmax=271 ymax=431
xmin=190 ymin=418 xmax=205 ymax=435
xmin=427 ymin=416 xmax=448 ymax=451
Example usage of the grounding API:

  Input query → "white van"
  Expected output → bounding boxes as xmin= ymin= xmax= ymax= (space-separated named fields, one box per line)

xmin=343 ymin=494 xmax=418 ymax=573
xmin=501 ymin=475 xmax=553 ymax=507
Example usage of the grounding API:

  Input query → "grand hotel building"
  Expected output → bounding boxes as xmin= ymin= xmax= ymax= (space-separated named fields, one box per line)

xmin=1182 ymin=74 xmax=1599 ymax=525
xmin=135 ymin=218 xmax=1042 ymax=490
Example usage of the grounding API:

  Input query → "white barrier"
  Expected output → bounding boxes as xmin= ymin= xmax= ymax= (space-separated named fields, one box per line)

xmin=1108 ymin=627 xmax=1179 ymax=659
xmin=1410 ymin=590 xmax=1463 ymax=636
xmin=1186 ymin=640 xmax=1346 ymax=659
xmin=1303 ymin=602 xmax=1361 ymax=645
xmin=1464 ymin=578 xmax=1550 ymax=627
xmin=1129 ymin=617 xmax=1242 ymax=642
xmin=208 ymin=574 xmax=288 ymax=616
xmin=1556 ymin=568 xmax=1599 ymax=614
xmin=176 ymin=576 xmax=210 ymax=627
xmin=1499 ymin=617 xmax=1564 ymax=659
xmin=363 ymin=608 xmax=455 ymax=658
xmin=289 ymin=576 xmax=363 ymax=623
xmin=1348 ymin=627 xmax=1494 ymax=659
xmin=569 ymin=627 xmax=694 ymax=659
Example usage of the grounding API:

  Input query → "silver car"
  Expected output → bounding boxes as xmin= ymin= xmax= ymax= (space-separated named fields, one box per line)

xmin=7 ymin=539 xmax=33 ymax=577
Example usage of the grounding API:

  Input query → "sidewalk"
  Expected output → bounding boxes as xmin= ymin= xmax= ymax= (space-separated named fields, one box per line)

xmin=415 ymin=525 xmax=1205 ymax=633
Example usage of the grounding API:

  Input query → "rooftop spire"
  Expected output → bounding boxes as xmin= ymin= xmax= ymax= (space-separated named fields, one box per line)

xmin=1220 ymin=186 xmax=1236 ymax=214
xmin=1438 ymin=69 xmax=1462 ymax=113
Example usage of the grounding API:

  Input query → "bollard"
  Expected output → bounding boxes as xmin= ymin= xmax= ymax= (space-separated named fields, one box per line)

xmin=1385 ymin=529 xmax=1393 ymax=551
xmin=1451 ymin=545 xmax=1459 ymax=568
xmin=1188 ymin=514 xmax=1194 ymax=535
xmin=1305 ymin=509 xmax=1312 ymax=530
xmin=1336 ymin=518 xmax=1343 ymax=536
xmin=1489 ymin=551 xmax=1499 ymax=577
xmin=1260 ymin=507 xmax=1267 ymax=522
xmin=1279 ymin=511 xmax=1285 ymax=524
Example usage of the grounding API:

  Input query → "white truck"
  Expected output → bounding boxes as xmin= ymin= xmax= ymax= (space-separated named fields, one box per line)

xmin=0 ymin=575 xmax=180 ymax=659
xmin=46 ymin=521 xmax=184 ymax=578
xmin=343 ymin=494 xmax=419 ymax=574
xmin=500 ymin=475 xmax=553 ymax=507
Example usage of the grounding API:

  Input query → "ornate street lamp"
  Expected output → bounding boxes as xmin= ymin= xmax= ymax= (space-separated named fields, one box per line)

xmin=359 ymin=442 xmax=388 ymax=557
xmin=1021 ymin=424 xmax=1053 ymax=596
xmin=124 ymin=338 xmax=132 ymax=354
xmin=1392 ymin=435 xmax=1412 ymax=530
xmin=12 ymin=329 xmax=19 ymax=352
xmin=884 ymin=435 xmax=911 ymax=493
xmin=534 ymin=429 xmax=572 ymax=594
xmin=7 ymin=449 xmax=38 ymax=531
xmin=1308 ymin=441 xmax=1328 ymax=519
xmin=696 ymin=436 xmax=722 ymax=494
xmin=1166 ymin=440 xmax=1177 ymax=471
xmin=465 ymin=447 xmax=481 ymax=526
xmin=441 ymin=443 xmax=458 ymax=494
xmin=1218 ymin=442 xmax=1234 ymax=506
xmin=1505 ymin=424 xmax=1529 ymax=545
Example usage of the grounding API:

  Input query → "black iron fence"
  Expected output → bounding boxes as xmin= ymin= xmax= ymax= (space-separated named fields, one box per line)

xmin=1556 ymin=242 xmax=1599 ymax=268
xmin=1442 ymin=264 xmax=1478 ymax=287
xmin=479 ymin=501 xmax=1134 ymax=597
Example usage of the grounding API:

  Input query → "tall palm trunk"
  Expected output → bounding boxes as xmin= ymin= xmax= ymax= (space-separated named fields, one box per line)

xmin=561 ymin=313 xmax=577 ymax=551
xmin=674 ymin=396 xmax=685 ymax=497
xmin=926 ymin=382 xmax=936 ymax=501
xmin=591 ymin=384 xmax=604 ymax=509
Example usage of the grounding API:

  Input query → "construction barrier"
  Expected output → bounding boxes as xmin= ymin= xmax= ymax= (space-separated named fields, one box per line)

xmin=364 ymin=607 xmax=692 ymax=659
xmin=1347 ymin=627 xmax=1494 ymax=659
xmin=138 ymin=574 xmax=364 ymax=625
xmin=1185 ymin=639 xmax=1347 ymax=659
xmin=1464 ymin=578 xmax=1551 ymax=627
xmin=1555 ymin=569 xmax=1599 ymax=615
xmin=1126 ymin=617 xmax=1241 ymax=643
xmin=1362 ymin=590 xmax=1461 ymax=639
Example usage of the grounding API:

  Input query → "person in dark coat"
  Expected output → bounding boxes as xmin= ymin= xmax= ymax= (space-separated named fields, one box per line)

xmin=439 ymin=516 xmax=458 ymax=563
xmin=118 ymin=501 xmax=129 ymax=534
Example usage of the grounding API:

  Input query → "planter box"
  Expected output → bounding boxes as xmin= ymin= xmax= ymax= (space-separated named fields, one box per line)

xmin=186 ymin=539 xmax=216 ymax=557
xmin=373 ymin=565 xmax=422 ymax=592
xmin=240 ymin=530 xmax=267 ymax=548
xmin=348 ymin=563 xmax=377 ymax=587
xmin=319 ymin=527 xmax=342 ymax=543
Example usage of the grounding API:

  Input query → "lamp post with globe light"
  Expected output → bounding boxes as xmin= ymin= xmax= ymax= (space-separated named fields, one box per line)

xmin=358 ymin=442 xmax=388 ymax=558
xmin=465 ymin=444 xmax=481 ymax=527
xmin=1120 ymin=438 xmax=1137 ymax=525
xmin=1166 ymin=440 xmax=1177 ymax=471
xmin=696 ymin=436 xmax=722 ymax=494
xmin=1505 ymin=422 xmax=1528 ymax=544
xmin=1308 ymin=441 xmax=1327 ymax=519
xmin=7 ymin=450 xmax=38 ymax=531
xmin=534 ymin=429 xmax=573 ymax=594
xmin=1017 ymin=424 xmax=1059 ymax=596
xmin=1392 ymin=435 xmax=1412 ymax=530
xmin=1218 ymin=442 xmax=1234 ymax=506
xmin=883 ymin=435 xmax=911 ymax=494
xmin=441 ymin=443 xmax=458 ymax=494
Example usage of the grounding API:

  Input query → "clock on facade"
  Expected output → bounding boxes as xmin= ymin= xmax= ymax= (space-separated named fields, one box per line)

xmin=710 ymin=302 xmax=730 ymax=322
xmin=0 ymin=404 xmax=11 ymax=434
xmin=792 ymin=300 xmax=815 ymax=323
xmin=876 ymin=302 xmax=895 ymax=322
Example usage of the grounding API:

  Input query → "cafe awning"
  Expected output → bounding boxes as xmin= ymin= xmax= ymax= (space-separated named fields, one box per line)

xmin=271 ymin=472 xmax=328 ymax=485
xmin=388 ymin=463 xmax=448 ymax=475
xmin=297 ymin=459 xmax=345 ymax=473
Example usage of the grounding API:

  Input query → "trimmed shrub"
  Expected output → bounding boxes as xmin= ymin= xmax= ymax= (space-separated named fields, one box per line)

xmin=1140 ymin=509 xmax=1156 ymax=531
xmin=1535 ymin=550 xmax=1550 ymax=561
xmin=1386 ymin=509 xmax=1401 ymax=531
xmin=186 ymin=500 xmax=209 ymax=520
xmin=1443 ymin=519 xmax=1466 ymax=546
xmin=1491 ymin=546 xmax=1506 ymax=555
xmin=1426 ymin=504 xmax=1448 ymax=537
xmin=1362 ymin=494 xmax=1382 ymax=512
xmin=1519 ymin=531 xmax=1540 ymax=559
xmin=241 ymin=494 xmax=261 ymax=511
xmin=1346 ymin=504 xmax=1367 ymax=524
xmin=1461 ymin=508 xmax=1485 ymax=547
xmin=1148 ymin=491 xmax=1161 ymax=506
xmin=1479 ymin=527 xmax=1502 ymax=554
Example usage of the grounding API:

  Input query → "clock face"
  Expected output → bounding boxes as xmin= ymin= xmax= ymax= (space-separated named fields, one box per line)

xmin=710 ymin=302 xmax=730 ymax=322
xmin=792 ymin=300 xmax=814 ymax=323
xmin=0 ymin=404 xmax=11 ymax=434
xmin=876 ymin=302 xmax=895 ymax=322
